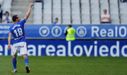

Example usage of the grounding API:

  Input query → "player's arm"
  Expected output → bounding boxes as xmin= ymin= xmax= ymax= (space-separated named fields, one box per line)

xmin=65 ymin=29 xmax=68 ymax=36
xmin=8 ymin=32 xmax=11 ymax=49
xmin=24 ymin=2 xmax=33 ymax=20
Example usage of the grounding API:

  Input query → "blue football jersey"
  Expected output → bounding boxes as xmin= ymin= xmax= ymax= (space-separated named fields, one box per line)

xmin=9 ymin=19 xmax=26 ymax=43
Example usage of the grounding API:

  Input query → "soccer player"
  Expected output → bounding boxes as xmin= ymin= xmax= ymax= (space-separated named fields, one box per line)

xmin=7 ymin=2 xmax=33 ymax=73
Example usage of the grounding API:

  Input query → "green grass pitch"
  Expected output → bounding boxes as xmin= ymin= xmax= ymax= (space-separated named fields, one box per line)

xmin=0 ymin=56 xmax=127 ymax=75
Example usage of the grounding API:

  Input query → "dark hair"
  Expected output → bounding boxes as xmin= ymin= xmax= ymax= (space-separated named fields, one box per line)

xmin=5 ymin=11 xmax=9 ymax=14
xmin=55 ymin=17 xmax=58 ymax=20
xmin=12 ymin=15 xmax=18 ymax=22
xmin=103 ymin=9 xmax=107 ymax=13
xmin=68 ymin=24 xmax=72 ymax=28
xmin=5 ymin=11 xmax=9 ymax=16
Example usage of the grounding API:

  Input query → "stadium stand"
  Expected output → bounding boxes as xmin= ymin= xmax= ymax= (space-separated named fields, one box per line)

xmin=43 ymin=0 xmax=52 ymax=24
xmin=100 ymin=0 xmax=110 ymax=17
xmin=11 ymin=0 xmax=33 ymax=24
xmin=81 ymin=0 xmax=90 ymax=24
xmin=109 ymin=0 xmax=120 ymax=24
xmin=33 ymin=2 xmax=42 ymax=24
xmin=62 ymin=0 xmax=71 ymax=24
xmin=0 ymin=0 xmax=3 ymax=5
xmin=0 ymin=0 xmax=126 ymax=24
xmin=120 ymin=0 xmax=127 ymax=2
xmin=90 ymin=0 xmax=100 ymax=24
xmin=2 ymin=0 xmax=12 ymax=13
xmin=119 ymin=0 xmax=127 ymax=24
xmin=71 ymin=0 xmax=81 ymax=24
xmin=35 ymin=0 xmax=42 ymax=2
xmin=52 ymin=0 xmax=62 ymax=24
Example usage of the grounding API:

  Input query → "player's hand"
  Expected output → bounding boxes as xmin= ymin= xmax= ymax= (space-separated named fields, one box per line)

xmin=30 ymin=3 xmax=34 ymax=7
xmin=30 ymin=0 xmax=34 ymax=7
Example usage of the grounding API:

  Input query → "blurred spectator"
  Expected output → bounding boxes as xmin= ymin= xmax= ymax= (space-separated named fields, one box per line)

xmin=53 ymin=17 xmax=59 ymax=25
xmin=0 ymin=4 xmax=3 ymax=23
xmin=2 ymin=11 xmax=12 ymax=23
xmin=101 ymin=9 xmax=111 ymax=24
xmin=65 ymin=25 xmax=76 ymax=41
xmin=120 ymin=0 xmax=127 ymax=2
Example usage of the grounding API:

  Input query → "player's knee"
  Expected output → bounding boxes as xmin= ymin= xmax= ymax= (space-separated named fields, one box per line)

xmin=12 ymin=55 xmax=16 ymax=59
xmin=23 ymin=54 xmax=28 ymax=58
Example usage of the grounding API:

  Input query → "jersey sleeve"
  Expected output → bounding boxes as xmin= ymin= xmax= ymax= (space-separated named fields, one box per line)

xmin=9 ymin=26 xmax=12 ymax=33
xmin=20 ymin=19 xmax=26 ymax=27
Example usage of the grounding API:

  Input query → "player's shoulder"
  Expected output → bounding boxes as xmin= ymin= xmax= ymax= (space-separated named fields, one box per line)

xmin=19 ymin=19 xmax=27 ymax=23
xmin=9 ymin=23 xmax=21 ymax=30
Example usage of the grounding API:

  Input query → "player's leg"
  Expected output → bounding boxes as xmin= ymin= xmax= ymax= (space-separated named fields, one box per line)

xmin=11 ymin=44 xmax=18 ymax=73
xmin=23 ymin=54 xmax=30 ymax=73
xmin=20 ymin=42 xmax=30 ymax=73
xmin=12 ymin=54 xmax=17 ymax=73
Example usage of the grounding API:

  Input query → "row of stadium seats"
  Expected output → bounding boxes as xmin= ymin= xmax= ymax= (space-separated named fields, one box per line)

xmin=0 ymin=0 xmax=3 ymax=5
xmin=0 ymin=0 xmax=12 ymax=13
xmin=11 ymin=0 xmax=33 ymax=24
xmin=2 ymin=0 xmax=127 ymax=24
xmin=42 ymin=0 xmax=127 ymax=24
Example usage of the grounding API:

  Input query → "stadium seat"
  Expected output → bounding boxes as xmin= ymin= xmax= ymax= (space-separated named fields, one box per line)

xmin=100 ymin=0 xmax=109 ymax=14
xmin=90 ymin=0 xmax=100 ymax=24
xmin=119 ymin=0 xmax=127 ymax=24
xmin=52 ymin=0 xmax=61 ymax=24
xmin=11 ymin=0 xmax=33 ymax=24
xmin=10 ymin=0 xmax=127 ymax=24
xmin=43 ymin=0 xmax=52 ymax=24
xmin=2 ymin=0 xmax=12 ymax=13
xmin=35 ymin=0 xmax=42 ymax=2
xmin=81 ymin=0 xmax=90 ymax=24
xmin=33 ymin=2 xmax=42 ymax=24
xmin=62 ymin=0 xmax=71 ymax=24
xmin=71 ymin=0 xmax=81 ymax=24
xmin=0 ymin=0 xmax=3 ymax=5
xmin=109 ymin=0 xmax=120 ymax=24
